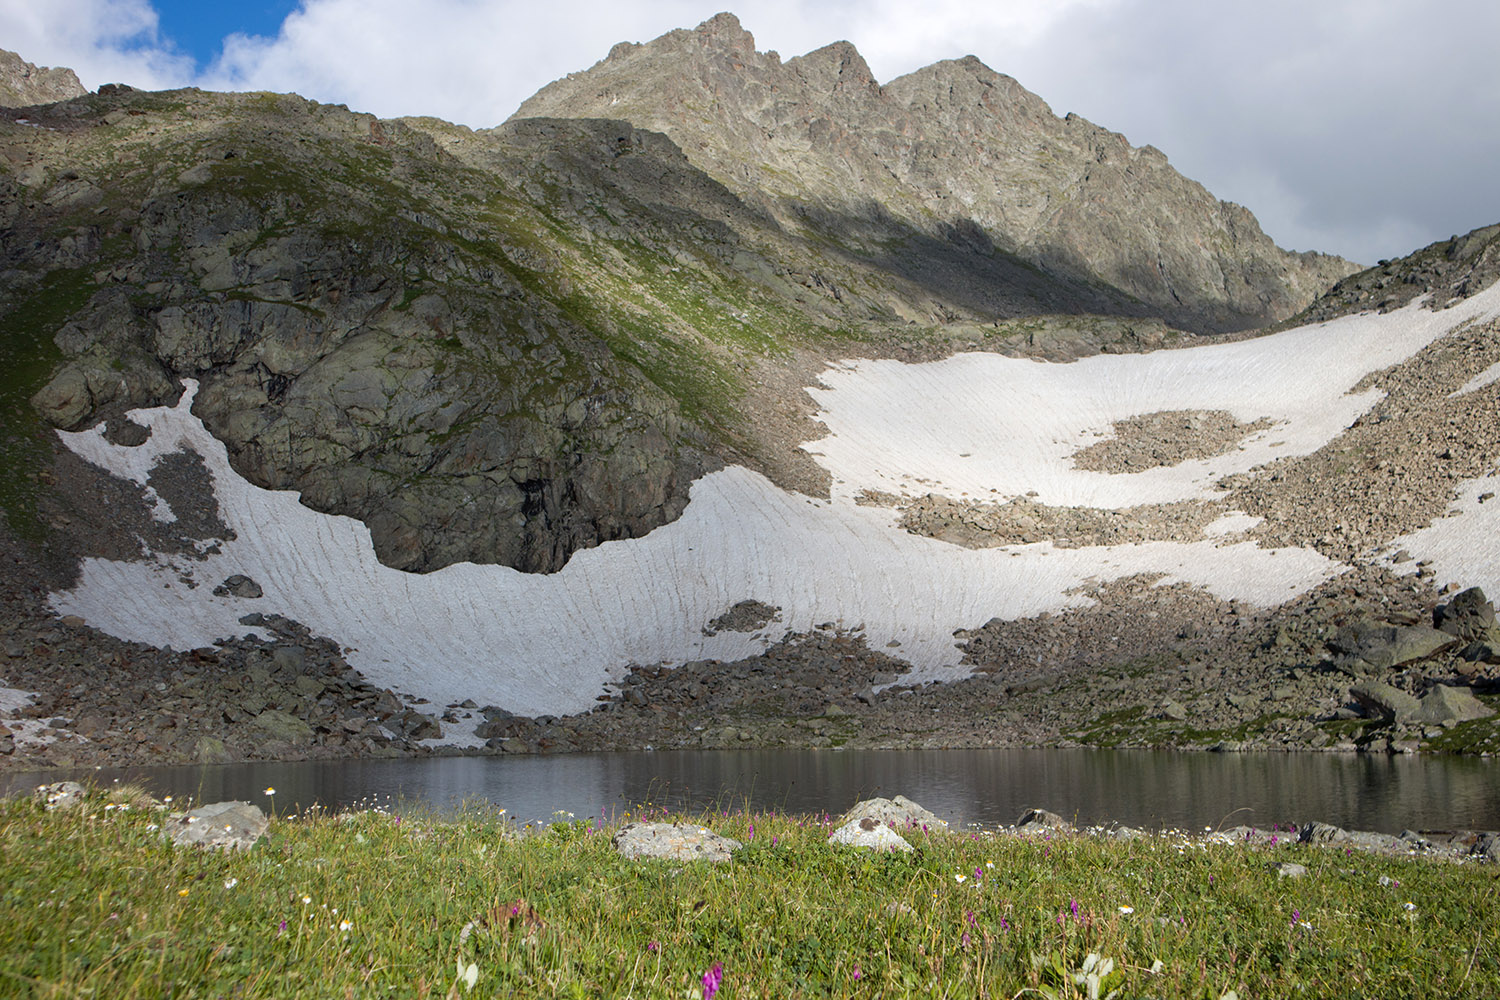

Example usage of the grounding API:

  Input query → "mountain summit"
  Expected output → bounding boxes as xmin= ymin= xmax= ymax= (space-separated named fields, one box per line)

xmin=515 ymin=13 xmax=1354 ymax=332
xmin=0 ymin=48 xmax=86 ymax=108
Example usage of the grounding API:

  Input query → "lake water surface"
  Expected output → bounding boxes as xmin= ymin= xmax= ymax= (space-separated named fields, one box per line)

xmin=5 ymin=748 xmax=1499 ymax=834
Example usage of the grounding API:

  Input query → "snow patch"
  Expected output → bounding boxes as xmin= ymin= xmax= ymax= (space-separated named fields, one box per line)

xmin=806 ymin=285 xmax=1500 ymax=507
xmin=50 ymin=383 xmax=1339 ymax=717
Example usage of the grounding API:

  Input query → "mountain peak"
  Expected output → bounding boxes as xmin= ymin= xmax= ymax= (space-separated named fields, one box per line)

xmin=0 ymin=48 xmax=87 ymax=108
xmin=512 ymin=14 xmax=1355 ymax=332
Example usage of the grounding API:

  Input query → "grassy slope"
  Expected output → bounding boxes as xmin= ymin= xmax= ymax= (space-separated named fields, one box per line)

xmin=1 ymin=787 xmax=1495 ymax=998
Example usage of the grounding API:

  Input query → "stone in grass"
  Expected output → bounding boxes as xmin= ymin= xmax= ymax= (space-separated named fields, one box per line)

xmin=828 ymin=816 xmax=914 ymax=853
xmin=166 ymin=801 xmax=268 ymax=850
xmin=1271 ymin=862 xmax=1308 ymax=879
xmin=1016 ymin=807 xmax=1073 ymax=834
xmin=612 ymin=822 xmax=742 ymax=862
xmin=36 ymin=781 xmax=87 ymax=812
xmin=838 ymin=795 xmax=948 ymax=831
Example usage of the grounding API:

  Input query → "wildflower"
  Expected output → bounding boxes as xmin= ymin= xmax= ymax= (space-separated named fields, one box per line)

xmin=985 ymin=861 xmax=994 ymax=869
xmin=1070 ymin=898 xmax=1079 ymax=919
xmin=702 ymin=961 xmax=724 ymax=1000
xmin=1118 ymin=905 xmax=1134 ymax=915
xmin=339 ymin=919 xmax=352 ymax=932
xmin=1402 ymin=901 xmax=1416 ymax=911
xmin=955 ymin=874 xmax=966 ymax=883
xmin=961 ymin=929 xmax=972 ymax=949
xmin=748 ymin=823 xmax=754 ymax=841
xmin=852 ymin=964 xmax=862 ymax=980
xmin=1291 ymin=909 xmax=1299 ymax=927
xmin=975 ymin=867 xmax=984 ymax=880
xmin=264 ymin=787 xmax=276 ymax=796
xmin=178 ymin=888 xmax=190 ymax=897
xmin=302 ymin=895 xmax=312 ymax=905
xmin=224 ymin=878 xmax=238 ymax=890
xmin=278 ymin=920 xmax=287 ymax=934
xmin=647 ymin=941 xmax=660 ymax=953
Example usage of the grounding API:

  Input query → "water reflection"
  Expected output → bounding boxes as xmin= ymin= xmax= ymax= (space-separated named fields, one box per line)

xmin=4 ymin=748 xmax=1498 ymax=834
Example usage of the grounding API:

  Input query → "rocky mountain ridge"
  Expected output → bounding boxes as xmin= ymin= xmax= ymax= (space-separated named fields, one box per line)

xmin=0 ymin=49 xmax=85 ymax=109
xmin=516 ymin=13 xmax=1356 ymax=333
xmin=2 ymin=26 xmax=1499 ymax=771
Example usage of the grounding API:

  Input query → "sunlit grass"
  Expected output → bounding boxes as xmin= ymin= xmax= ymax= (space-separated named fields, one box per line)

xmin=0 ymin=785 xmax=1495 ymax=998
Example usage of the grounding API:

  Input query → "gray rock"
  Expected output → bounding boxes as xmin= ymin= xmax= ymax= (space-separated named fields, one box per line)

xmin=1330 ymin=621 xmax=1455 ymax=670
xmin=1350 ymin=681 xmax=1421 ymax=721
xmin=1272 ymin=862 xmax=1307 ymax=879
xmin=1435 ymin=587 xmax=1498 ymax=641
xmin=839 ymin=795 xmax=948 ymax=831
xmin=37 ymin=781 xmax=87 ymax=811
xmin=194 ymin=736 xmax=229 ymax=763
xmin=251 ymin=709 xmax=314 ymax=743
xmin=166 ymin=801 xmax=268 ymax=850
xmin=272 ymin=645 xmax=307 ymax=673
xmin=1016 ymin=807 xmax=1073 ymax=833
xmin=1410 ymin=685 xmax=1493 ymax=725
xmin=828 ymin=816 xmax=914 ymax=853
xmin=611 ymin=821 xmax=741 ymax=862
xmin=1151 ymin=699 xmax=1189 ymax=721
xmin=0 ymin=48 xmax=86 ymax=107
xmin=1300 ymin=821 xmax=1350 ymax=844
xmin=213 ymin=575 xmax=263 ymax=599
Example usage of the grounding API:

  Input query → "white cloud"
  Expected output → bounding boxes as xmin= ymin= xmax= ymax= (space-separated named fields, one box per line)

xmin=0 ymin=0 xmax=194 ymax=90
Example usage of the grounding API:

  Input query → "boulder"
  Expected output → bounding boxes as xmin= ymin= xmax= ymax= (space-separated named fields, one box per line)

xmin=1330 ymin=621 xmax=1455 ymax=670
xmin=251 ymin=709 xmax=314 ymax=743
xmin=37 ymin=781 xmax=87 ymax=812
xmin=1300 ymin=821 xmax=1350 ymax=844
xmin=1016 ymin=807 xmax=1073 ymax=833
xmin=611 ymin=822 xmax=741 ymax=862
xmin=1352 ymin=681 xmax=1491 ymax=726
xmin=166 ymin=801 xmax=268 ymax=850
xmin=838 ymin=795 xmax=947 ymax=831
xmin=213 ymin=575 xmax=263 ymax=599
xmin=1350 ymin=681 xmax=1420 ymax=721
xmin=1435 ymin=587 xmax=1498 ymax=642
xmin=1410 ymin=684 xmax=1493 ymax=725
xmin=828 ymin=816 xmax=914 ymax=853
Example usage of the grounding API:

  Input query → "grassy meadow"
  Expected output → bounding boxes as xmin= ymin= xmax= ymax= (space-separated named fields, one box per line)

xmin=1 ymin=784 xmax=1496 ymax=998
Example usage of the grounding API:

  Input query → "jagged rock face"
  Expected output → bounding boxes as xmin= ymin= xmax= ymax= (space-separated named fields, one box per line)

xmin=1290 ymin=223 xmax=1500 ymax=325
xmin=0 ymin=49 xmax=86 ymax=108
xmin=514 ymin=13 xmax=1357 ymax=333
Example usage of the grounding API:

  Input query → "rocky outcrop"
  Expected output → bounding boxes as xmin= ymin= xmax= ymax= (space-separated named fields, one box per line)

xmin=1290 ymin=223 xmax=1500 ymax=324
xmin=515 ymin=14 xmax=1356 ymax=333
xmin=0 ymin=49 xmax=86 ymax=108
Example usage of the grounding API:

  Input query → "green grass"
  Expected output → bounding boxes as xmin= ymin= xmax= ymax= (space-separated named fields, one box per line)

xmin=2 ymin=785 xmax=1496 ymax=998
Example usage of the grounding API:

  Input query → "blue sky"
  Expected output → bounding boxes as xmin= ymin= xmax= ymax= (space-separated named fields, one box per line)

xmin=2 ymin=0 xmax=1498 ymax=266
xmin=150 ymin=0 xmax=298 ymax=69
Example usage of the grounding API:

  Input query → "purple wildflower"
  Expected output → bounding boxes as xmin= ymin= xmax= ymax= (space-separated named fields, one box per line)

xmin=1291 ymin=909 xmax=1300 ymax=928
xmin=647 ymin=941 xmax=660 ymax=953
xmin=961 ymin=929 xmax=972 ymax=949
xmin=702 ymin=962 xmax=724 ymax=1000
xmin=1070 ymin=898 xmax=1079 ymax=919
xmin=852 ymin=964 xmax=862 ymax=981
